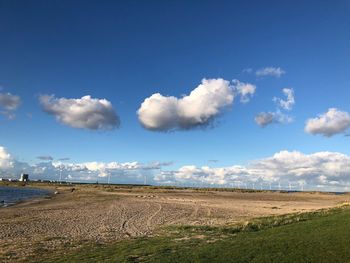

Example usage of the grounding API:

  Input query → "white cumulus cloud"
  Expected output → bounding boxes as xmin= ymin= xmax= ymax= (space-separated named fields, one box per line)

xmin=255 ymin=88 xmax=295 ymax=127
xmin=0 ymin=146 xmax=172 ymax=184
xmin=0 ymin=146 xmax=13 ymax=170
xmin=39 ymin=95 xmax=120 ymax=130
xmin=273 ymin=88 xmax=295 ymax=110
xmin=155 ymin=151 xmax=350 ymax=191
xmin=232 ymin=79 xmax=256 ymax=103
xmin=305 ymin=108 xmax=350 ymax=137
xmin=44 ymin=160 xmax=170 ymax=183
xmin=137 ymin=78 xmax=235 ymax=131
xmin=256 ymin=67 xmax=286 ymax=78
xmin=3 ymin=145 xmax=350 ymax=191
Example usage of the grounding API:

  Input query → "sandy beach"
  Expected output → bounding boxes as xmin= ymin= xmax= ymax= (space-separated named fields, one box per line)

xmin=1 ymin=184 xmax=350 ymax=262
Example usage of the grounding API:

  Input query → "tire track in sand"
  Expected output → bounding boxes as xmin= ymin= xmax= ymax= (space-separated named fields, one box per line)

xmin=120 ymin=201 xmax=152 ymax=237
xmin=146 ymin=202 xmax=163 ymax=231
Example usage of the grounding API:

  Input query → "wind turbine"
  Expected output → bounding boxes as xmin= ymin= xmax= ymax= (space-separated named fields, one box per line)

xmin=59 ymin=165 xmax=62 ymax=183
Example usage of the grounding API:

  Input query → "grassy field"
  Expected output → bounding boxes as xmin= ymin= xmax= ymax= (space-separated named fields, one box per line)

xmin=31 ymin=206 xmax=350 ymax=263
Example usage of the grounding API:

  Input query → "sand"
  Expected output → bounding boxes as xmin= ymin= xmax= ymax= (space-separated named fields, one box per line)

xmin=1 ymin=184 xmax=350 ymax=262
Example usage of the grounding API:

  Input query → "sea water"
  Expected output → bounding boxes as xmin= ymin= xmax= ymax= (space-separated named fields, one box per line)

xmin=0 ymin=186 xmax=51 ymax=207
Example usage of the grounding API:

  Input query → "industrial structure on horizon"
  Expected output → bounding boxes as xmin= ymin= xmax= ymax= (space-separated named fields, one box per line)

xmin=19 ymin=173 xmax=29 ymax=182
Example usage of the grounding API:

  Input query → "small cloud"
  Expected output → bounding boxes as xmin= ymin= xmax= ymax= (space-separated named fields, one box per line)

xmin=256 ymin=67 xmax=285 ymax=78
xmin=145 ymin=161 xmax=174 ymax=169
xmin=0 ymin=92 xmax=21 ymax=111
xmin=255 ymin=112 xmax=275 ymax=127
xmin=39 ymin=95 xmax=120 ymax=131
xmin=273 ymin=88 xmax=295 ymax=110
xmin=156 ymin=161 xmax=173 ymax=166
xmin=255 ymin=111 xmax=293 ymax=127
xmin=242 ymin=68 xmax=253 ymax=74
xmin=37 ymin=155 xmax=54 ymax=161
xmin=255 ymin=89 xmax=295 ymax=128
xmin=232 ymin=79 xmax=256 ymax=103
xmin=1 ymin=111 xmax=16 ymax=120
xmin=58 ymin=157 xmax=70 ymax=161
xmin=0 ymin=92 xmax=21 ymax=119
xmin=305 ymin=108 xmax=350 ymax=137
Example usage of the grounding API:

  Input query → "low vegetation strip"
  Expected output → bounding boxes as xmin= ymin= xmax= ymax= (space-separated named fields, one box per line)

xmin=30 ymin=205 xmax=350 ymax=263
xmin=168 ymin=205 xmax=347 ymax=235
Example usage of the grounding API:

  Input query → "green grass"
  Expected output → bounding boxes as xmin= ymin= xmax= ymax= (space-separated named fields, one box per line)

xmin=30 ymin=206 xmax=350 ymax=263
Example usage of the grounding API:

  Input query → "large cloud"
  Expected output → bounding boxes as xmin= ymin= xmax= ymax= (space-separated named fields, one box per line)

xmin=155 ymin=151 xmax=350 ymax=191
xmin=137 ymin=78 xmax=236 ymax=131
xmin=39 ymin=95 xmax=120 ymax=130
xmin=305 ymin=108 xmax=350 ymax=137
xmin=255 ymin=67 xmax=285 ymax=78
xmin=0 ymin=92 xmax=21 ymax=119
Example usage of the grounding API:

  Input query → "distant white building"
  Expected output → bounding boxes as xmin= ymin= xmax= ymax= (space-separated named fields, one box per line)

xmin=19 ymin=174 xmax=29 ymax=182
xmin=8 ymin=178 xmax=18 ymax=182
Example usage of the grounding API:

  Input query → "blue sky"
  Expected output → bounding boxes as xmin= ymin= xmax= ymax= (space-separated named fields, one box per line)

xmin=1 ymin=1 xmax=350 ymax=189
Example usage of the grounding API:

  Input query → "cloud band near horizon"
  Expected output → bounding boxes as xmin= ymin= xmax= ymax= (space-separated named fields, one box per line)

xmin=2 ymin=145 xmax=350 ymax=191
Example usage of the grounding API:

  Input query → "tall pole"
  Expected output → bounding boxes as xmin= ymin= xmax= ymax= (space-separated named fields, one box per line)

xmin=59 ymin=166 xmax=62 ymax=183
